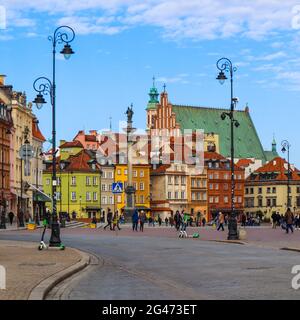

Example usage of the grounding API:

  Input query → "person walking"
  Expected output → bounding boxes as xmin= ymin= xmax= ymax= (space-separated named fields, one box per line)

xmin=271 ymin=212 xmax=277 ymax=229
xmin=158 ymin=215 xmax=162 ymax=226
xmin=174 ymin=210 xmax=181 ymax=231
xmin=139 ymin=210 xmax=145 ymax=232
xmin=294 ymin=213 xmax=300 ymax=230
xmin=202 ymin=217 xmax=206 ymax=227
xmin=241 ymin=213 xmax=246 ymax=228
xmin=132 ymin=209 xmax=139 ymax=231
xmin=217 ymin=212 xmax=225 ymax=231
xmin=165 ymin=217 xmax=168 ymax=226
xmin=104 ymin=208 xmax=113 ymax=230
xmin=285 ymin=208 xmax=294 ymax=234
xmin=112 ymin=211 xmax=121 ymax=231
xmin=8 ymin=211 xmax=14 ymax=226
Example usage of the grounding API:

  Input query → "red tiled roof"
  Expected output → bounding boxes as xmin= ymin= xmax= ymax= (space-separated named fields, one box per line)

xmin=85 ymin=135 xmax=97 ymax=142
xmin=32 ymin=121 xmax=46 ymax=142
xmin=204 ymin=151 xmax=243 ymax=170
xmin=60 ymin=140 xmax=83 ymax=148
xmin=236 ymin=159 xmax=254 ymax=168
xmin=249 ymin=157 xmax=300 ymax=181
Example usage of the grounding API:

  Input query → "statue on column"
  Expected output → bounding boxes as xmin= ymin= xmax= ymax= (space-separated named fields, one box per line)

xmin=126 ymin=105 xmax=134 ymax=123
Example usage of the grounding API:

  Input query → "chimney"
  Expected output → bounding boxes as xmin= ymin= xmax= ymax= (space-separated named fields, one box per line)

xmin=0 ymin=75 xmax=6 ymax=86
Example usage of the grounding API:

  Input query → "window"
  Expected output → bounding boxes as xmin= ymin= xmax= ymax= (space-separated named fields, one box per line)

xmin=192 ymin=192 xmax=196 ymax=201
xmin=71 ymin=192 xmax=76 ymax=201
xmin=140 ymin=182 xmax=145 ymax=191
xmin=140 ymin=170 xmax=144 ymax=177
xmin=203 ymin=192 xmax=207 ymax=201
xmin=86 ymin=176 xmax=91 ymax=186
xmin=272 ymin=187 xmax=276 ymax=194
xmin=224 ymin=184 xmax=229 ymax=190
xmin=140 ymin=195 xmax=144 ymax=204
xmin=209 ymin=183 xmax=213 ymax=190
xmin=181 ymin=191 xmax=185 ymax=199
xmin=237 ymin=174 xmax=242 ymax=180
xmin=108 ymin=184 xmax=112 ymax=191
xmin=258 ymin=198 xmax=263 ymax=207
xmin=267 ymin=198 xmax=271 ymax=207
xmin=71 ymin=176 xmax=76 ymax=186
xmin=224 ymin=174 xmax=229 ymax=179
xmin=267 ymin=187 xmax=271 ymax=194
xmin=102 ymin=196 xmax=107 ymax=204
xmin=215 ymin=163 xmax=219 ymax=169
xmin=56 ymin=192 xmax=61 ymax=201
xmin=107 ymin=171 xmax=113 ymax=179
xmin=209 ymin=197 xmax=214 ymax=203
xmin=117 ymin=169 xmax=121 ymax=175
xmin=258 ymin=187 xmax=262 ymax=194
xmin=209 ymin=174 xmax=213 ymax=179
xmin=272 ymin=198 xmax=277 ymax=207
xmin=174 ymin=176 xmax=179 ymax=185
xmin=86 ymin=192 xmax=91 ymax=201
xmin=214 ymin=173 xmax=219 ymax=179
xmin=57 ymin=177 xmax=61 ymax=186
xmin=224 ymin=196 xmax=229 ymax=203
xmin=202 ymin=180 xmax=207 ymax=188
xmin=215 ymin=184 xmax=219 ymax=190
xmin=109 ymin=196 xmax=114 ymax=204
xmin=168 ymin=192 xmax=172 ymax=199
xmin=297 ymin=187 xmax=300 ymax=194
xmin=93 ymin=192 xmax=97 ymax=201
xmin=250 ymin=188 xmax=254 ymax=194
xmin=191 ymin=179 xmax=195 ymax=187
xmin=46 ymin=178 xmax=50 ymax=186
xmin=238 ymin=196 xmax=242 ymax=203
xmin=102 ymin=184 xmax=107 ymax=191
xmin=197 ymin=179 xmax=201 ymax=188
xmin=181 ymin=176 xmax=186 ymax=185
xmin=168 ymin=176 xmax=173 ymax=184
xmin=117 ymin=195 xmax=122 ymax=203
xmin=124 ymin=169 xmax=128 ymax=175
xmin=215 ymin=196 xmax=219 ymax=203
xmin=133 ymin=170 xmax=137 ymax=177
xmin=175 ymin=191 xmax=179 ymax=199
xmin=133 ymin=182 xmax=137 ymax=190
xmin=93 ymin=176 xmax=98 ymax=186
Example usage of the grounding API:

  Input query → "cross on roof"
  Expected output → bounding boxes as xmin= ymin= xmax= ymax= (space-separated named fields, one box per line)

xmin=163 ymin=83 xmax=166 ymax=92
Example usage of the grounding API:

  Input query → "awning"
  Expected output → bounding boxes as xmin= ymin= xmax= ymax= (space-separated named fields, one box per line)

xmin=33 ymin=191 xmax=52 ymax=202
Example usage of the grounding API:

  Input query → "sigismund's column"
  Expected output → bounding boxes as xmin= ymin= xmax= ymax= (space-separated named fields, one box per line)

xmin=124 ymin=105 xmax=136 ymax=221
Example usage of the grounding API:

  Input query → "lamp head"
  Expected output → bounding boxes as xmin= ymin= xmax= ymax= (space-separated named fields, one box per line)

xmin=60 ymin=44 xmax=75 ymax=60
xmin=216 ymin=71 xmax=227 ymax=85
xmin=33 ymin=93 xmax=46 ymax=109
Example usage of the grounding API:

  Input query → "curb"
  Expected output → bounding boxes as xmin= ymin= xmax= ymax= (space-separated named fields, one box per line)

xmin=280 ymin=247 xmax=300 ymax=253
xmin=208 ymin=239 xmax=246 ymax=245
xmin=28 ymin=248 xmax=91 ymax=300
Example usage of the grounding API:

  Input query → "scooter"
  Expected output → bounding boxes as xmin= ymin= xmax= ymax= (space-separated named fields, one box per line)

xmin=38 ymin=219 xmax=65 ymax=250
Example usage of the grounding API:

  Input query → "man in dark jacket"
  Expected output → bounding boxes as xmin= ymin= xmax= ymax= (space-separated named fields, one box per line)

xmin=285 ymin=208 xmax=294 ymax=234
xmin=104 ymin=208 xmax=113 ymax=230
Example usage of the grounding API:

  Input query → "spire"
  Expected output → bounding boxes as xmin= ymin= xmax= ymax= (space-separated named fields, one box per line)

xmin=272 ymin=134 xmax=277 ymax=153
xmin=109 ymin=116 xmax=112 ymax=131
xmin=148 ymin=76 xmax=159 ymax=103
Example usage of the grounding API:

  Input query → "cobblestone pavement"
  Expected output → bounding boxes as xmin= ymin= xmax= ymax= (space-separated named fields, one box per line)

xmin=0 ymin=240 xmax=81 ymax=300
xmin=1 ymin=225 xmax=300 ymax=300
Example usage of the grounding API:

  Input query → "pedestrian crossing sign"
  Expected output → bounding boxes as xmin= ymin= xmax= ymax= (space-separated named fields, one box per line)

xmin=112 ymin=182 xmax=123 ymax=194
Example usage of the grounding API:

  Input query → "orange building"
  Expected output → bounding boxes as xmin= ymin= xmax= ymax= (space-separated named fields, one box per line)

xmin=205 ymin=150 xmax=245 ymax=220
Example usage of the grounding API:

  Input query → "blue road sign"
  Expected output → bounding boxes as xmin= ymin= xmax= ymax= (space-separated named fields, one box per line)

xmin=112 ymin=182 xmax=123 ymax=194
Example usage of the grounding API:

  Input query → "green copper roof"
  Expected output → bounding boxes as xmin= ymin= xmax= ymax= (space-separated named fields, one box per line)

xmin=264 ymin=150 xmax=279 ymax=162
xmin=172 ymin=105 xmax=267 ymax=161
xmin=146 ymin=102 xmax=157 ymax=110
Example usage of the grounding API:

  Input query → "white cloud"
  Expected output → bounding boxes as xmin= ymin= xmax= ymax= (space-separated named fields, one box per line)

xmin=2 ymin=0 xmax=300 ymax=40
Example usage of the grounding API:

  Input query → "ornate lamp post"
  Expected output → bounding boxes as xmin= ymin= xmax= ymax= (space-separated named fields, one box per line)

xmin=216 ymin=57 xmax=240 ymax=240
xmin=281 ymin=140 xmax=291 ymax=208
xmin=32 ymin=26 xmax=75 ymax=247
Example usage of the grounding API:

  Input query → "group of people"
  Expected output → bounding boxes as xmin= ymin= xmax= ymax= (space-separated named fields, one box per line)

xmin=272 ymin=209 xmax=300 ymax=234
xmin=103 ymin=209 xmax=123 ymax=231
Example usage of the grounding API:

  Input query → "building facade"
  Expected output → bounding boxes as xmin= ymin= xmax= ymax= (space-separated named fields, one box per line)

xmin=245 ymin=157 xmax=300 ymax=219
xmin=205 ymin=150 xmax=245 ymax=220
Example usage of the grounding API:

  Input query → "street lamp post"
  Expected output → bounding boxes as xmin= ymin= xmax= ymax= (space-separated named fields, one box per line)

xmin=32 ymin=25 xmax=75 ymax=247
xmin=281 ymin=140 xmax=291 ymax=208
xmin=0 ymin=128 xmax=11 ymax=229
xmin=216 ymin=57 xmax=240 ymax=240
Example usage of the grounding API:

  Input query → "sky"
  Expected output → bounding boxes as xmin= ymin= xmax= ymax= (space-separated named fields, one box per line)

xmin=1 ymin=0 xmax=300 ymax=165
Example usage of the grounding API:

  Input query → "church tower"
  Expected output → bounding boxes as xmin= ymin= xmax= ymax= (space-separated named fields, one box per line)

xmin=146 ymin=77 xmax=159 ymax=131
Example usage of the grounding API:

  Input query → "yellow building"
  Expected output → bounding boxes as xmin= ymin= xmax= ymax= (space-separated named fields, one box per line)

xmin=245 ymin=157 xmax=300 ymax=219
xmin=114 ymin=164 xmax=151 ymax=213
xmin=43 ymin=149 xmax=105 ymax=221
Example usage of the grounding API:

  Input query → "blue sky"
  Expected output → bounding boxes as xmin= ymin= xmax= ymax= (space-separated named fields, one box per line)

xmin=1 ymin=0 xmax=300 ymax=165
